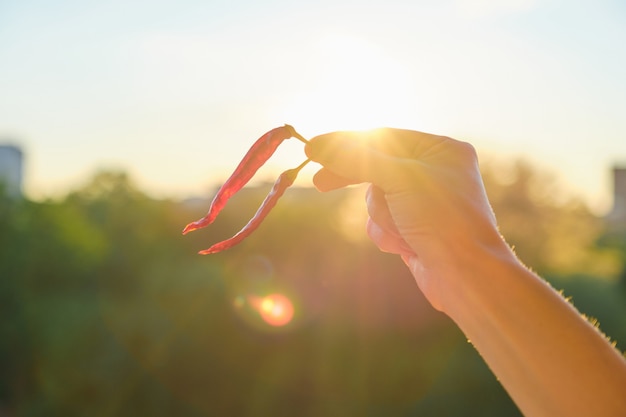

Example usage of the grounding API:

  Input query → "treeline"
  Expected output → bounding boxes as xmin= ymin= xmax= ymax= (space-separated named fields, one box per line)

xmin=1 ymin=163 xmax=625 ymax=417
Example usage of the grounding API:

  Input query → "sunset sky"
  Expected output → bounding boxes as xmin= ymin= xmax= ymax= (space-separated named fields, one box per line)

xmin=1 ymin=0 xmax=625 ymax=213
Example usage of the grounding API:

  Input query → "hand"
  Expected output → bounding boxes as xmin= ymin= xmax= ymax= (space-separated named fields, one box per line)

xmin=305 ymin=128 xmax=511 ymax=311
xmin=307 ymin=128 xmax=626 ymax=416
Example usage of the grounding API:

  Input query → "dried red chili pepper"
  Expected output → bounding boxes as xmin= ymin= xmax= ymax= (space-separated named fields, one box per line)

xmin=198 ymin=158 xmax=310 ymax=254
xmin=182 ymin=124 xmax=306 ymax=235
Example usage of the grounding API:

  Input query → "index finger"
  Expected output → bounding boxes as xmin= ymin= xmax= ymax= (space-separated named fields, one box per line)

xmin=308 ymin=128 xmax=450 ymax=157
xmin=305 ymin=128 xmax=446 ymax=192
xmin=304 ymin=131 xmax=399 ymax=190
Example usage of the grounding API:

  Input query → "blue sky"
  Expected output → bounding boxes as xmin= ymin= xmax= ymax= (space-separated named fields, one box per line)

xmin=1 ymin=0 xmax=625 ymax=213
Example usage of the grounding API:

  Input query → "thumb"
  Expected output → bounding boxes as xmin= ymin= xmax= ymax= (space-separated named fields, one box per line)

xmin=305 ymin=132 xmax=404 ymax=192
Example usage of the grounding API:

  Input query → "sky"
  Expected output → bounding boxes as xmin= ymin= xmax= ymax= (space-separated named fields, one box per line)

xmin=1 ymin=0 xmax=625 ymax=213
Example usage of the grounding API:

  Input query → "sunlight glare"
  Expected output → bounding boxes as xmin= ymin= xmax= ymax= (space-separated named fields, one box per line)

xmin=337 ymin=185 xmax=370 ymax=243
xmin=281 ymin=34 xmax=420 ymax=132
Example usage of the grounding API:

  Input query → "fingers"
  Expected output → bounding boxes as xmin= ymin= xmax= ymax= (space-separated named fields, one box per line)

xmin=366 ymin=218 xmax=415 ymax=257
xmin=312 ymin=170 xmax=416 ymax=258
xmin=312 ymin=172 xmax=415 ymax=256
xmin=365 ymin=185 xmax=402 ymax=238
xmin=306 ymin=128 xmax=451 ymax=162
xmin=305 ymin=128 xmax=459 ymax=193
xmin=366 ymin=185 xmax=415 ymax=256
xmin=311 ymin=168 xmax=358 ymax=192
xmin=360 ymin=128 xmax=453 ymax=160
xmin=305 ymin=130 xmax=407 ymax=192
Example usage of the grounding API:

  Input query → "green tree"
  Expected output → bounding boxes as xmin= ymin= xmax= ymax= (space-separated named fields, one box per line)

xmin=481 ymin=159 xmax=619 ymax=278
xmin=2 ymin=164 xmax=624 ymax=417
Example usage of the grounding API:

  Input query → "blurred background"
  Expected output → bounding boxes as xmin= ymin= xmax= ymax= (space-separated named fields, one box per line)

xmin=1 ymin=0 xmax=626 ymax=416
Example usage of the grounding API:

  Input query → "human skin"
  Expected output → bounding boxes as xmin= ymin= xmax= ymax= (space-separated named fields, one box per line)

xmin=304 ymin=128 xmax=626 ymax=417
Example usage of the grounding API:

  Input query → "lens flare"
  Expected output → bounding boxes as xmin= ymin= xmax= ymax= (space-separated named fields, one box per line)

xmin=250 ymin=293 xmax=294 ymax=327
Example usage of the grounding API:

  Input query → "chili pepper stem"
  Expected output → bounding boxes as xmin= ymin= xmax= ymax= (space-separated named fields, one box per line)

xmin=284 ymin=124 xmax=309 ymax=144
xmin=292 ymin=132 xmax=309 ymax=145
xmin=294 ymin=158 xmax=311 ymax=172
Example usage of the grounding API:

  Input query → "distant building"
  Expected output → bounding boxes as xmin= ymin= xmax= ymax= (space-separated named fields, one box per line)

xmin=606 ymin=166 xmax=626 ymax=231
xmin=0 ymin=144 xmax=23 ymax=198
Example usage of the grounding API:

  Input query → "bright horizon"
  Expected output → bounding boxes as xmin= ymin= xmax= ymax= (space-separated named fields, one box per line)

xmin=1 ymin=0 xmax=625 ymax=214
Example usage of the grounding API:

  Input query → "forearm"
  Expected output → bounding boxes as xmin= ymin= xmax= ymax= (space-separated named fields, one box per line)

xmin=440 ymin=241 xmax=626 ymax=417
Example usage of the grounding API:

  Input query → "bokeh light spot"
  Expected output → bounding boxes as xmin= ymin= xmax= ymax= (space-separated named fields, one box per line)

xmin=254 ymin=293 xmax=294 ymax=327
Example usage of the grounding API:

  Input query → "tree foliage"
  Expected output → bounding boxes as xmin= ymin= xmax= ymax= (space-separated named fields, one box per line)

xmin=1 ymin=161 xmax=624 ymax=416
xmin=482 ymin=159 xmax=621 ymax=278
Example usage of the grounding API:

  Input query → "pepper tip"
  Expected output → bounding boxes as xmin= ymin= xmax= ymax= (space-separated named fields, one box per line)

xmin=182 ymin=222 xmax=198 ymax=235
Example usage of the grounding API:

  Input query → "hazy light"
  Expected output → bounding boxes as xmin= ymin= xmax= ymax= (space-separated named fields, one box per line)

xmin=3 ymin=1 xmax=625 ymax=210
xmin=281 ymin=34 xmax=420 ymax=133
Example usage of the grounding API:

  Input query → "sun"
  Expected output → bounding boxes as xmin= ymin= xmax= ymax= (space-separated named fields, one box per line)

xmin=281 ymin=34 xmax=420 ymax=133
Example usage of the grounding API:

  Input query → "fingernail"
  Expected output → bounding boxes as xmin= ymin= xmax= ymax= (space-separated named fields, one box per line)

xmin=402 ymin=255 xmax=420 ymax=272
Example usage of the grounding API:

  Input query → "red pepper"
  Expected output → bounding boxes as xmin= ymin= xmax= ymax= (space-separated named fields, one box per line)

xmin=182 ymin=124 xmax=306 ymax=235
xmin=198 ymin=159 xmax=310 ymax=254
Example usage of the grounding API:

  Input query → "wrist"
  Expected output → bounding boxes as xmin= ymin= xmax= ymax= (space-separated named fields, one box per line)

xmin=433 ymin=229 xmax=524 ymax=318
xmin=404 ymin=223 xmax=520 ymax=314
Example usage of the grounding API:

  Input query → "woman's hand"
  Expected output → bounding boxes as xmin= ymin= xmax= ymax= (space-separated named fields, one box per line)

xmin=306 ymin=128 xmax=626 ymax=417
xmin=305 ymin=128 xmax=510 ymax=311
